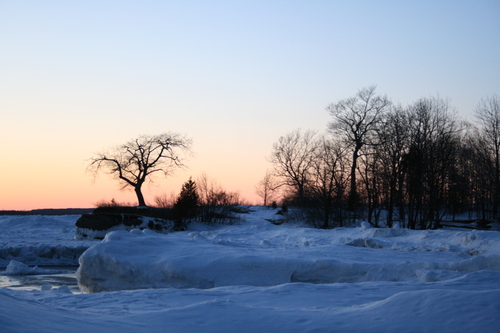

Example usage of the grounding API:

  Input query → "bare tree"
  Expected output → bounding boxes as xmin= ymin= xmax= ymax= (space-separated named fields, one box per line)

xmin=475 ymin=95 xmax=500 ymax=216
xmin=308 ymin=136 xmax=349 ymax=228
xmin=89 ymin=133 xmax=191 ymax=207
xmin=463 ymin=125 xmax=496 ymax=220
xmin=255 ymin=170 xmax=280 ymax=206
xmin=403 ymin=97 xmax=460 ymax=229
xmin=375 ymin=106 xmax=412 ymax=227
xmin=197 ymin=173 xmax=223 ymax=207
xmin=270 ymin=129 xmax=319 ymax=202
xmin=327 ymin=86 xmax=390 ymax=210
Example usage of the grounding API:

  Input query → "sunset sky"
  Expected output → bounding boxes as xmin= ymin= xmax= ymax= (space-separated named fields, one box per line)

xmin=1 ymin=0 xmax=499 ymax=210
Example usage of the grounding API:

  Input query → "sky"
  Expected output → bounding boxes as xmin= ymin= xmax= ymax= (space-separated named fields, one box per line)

xmin=1 ymin=0 xmax=499 ymax=210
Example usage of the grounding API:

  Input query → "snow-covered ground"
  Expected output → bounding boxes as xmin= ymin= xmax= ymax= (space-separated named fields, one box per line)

xmin=1 ymin=208 xmax=500 ymax=332
xmin=0 ymin=215 xmax=97 ymax=267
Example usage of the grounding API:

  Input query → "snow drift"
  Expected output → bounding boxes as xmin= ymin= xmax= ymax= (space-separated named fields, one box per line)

xmin=77 ymin=214 xmax=500 ymax=293
xmin=2 ymin=282 xmax=500 ymax=333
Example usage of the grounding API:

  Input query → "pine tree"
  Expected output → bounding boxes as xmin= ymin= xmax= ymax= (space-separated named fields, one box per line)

xmin=174 ymin=178 xmax=200 ymax=228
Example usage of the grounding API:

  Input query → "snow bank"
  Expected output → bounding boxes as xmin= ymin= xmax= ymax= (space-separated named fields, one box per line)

xmin=3 ymin=260 xmax=63 ymax=275
xmin=78 ymin=217 xmax=500 ymax=292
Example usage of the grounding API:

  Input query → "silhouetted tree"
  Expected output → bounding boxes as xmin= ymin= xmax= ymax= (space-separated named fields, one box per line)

xmin=475 ymin=95 xmax=500 ymax=216
xmin=270 ymin=129 xmax=319 ymax=203
xmin=403 ymin=97 xmax=460 ymax=229
xmin=307 ymin=136 xmax=349 ymax=228
xmin=89 ymin=133 xmax=191 ymax=207
xmin=327 ymin=86 xmax=390 ymax=210
xmin=255 ymin=170 xmax=280 ymax=206
xmin=464 ymin=127 xmax=496 ymax=220
xmin=374 ymin=106 xmax=411 ymax=227
xmin=174 ymin=178 xmax=200 ymax=229
xmin=358 ymin=146 xmax=383 ymax=227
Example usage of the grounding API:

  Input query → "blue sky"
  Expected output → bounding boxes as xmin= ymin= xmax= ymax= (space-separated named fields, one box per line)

xmin=1 ymin=0 xmax=499 ymax=209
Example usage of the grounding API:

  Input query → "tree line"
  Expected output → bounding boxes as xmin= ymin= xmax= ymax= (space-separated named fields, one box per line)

xmin=264 ymin=86 xmax=500 ymax=229
xmin=87 ymin=87 xmax=499 ymax=230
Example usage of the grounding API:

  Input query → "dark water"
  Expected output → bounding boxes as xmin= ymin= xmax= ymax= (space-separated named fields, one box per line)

xmin=0 ymin=266 xmax=80 ymax=293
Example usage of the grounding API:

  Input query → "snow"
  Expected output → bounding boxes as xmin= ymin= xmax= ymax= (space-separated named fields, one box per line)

xmin=4 ymin=260 xmax=63 ymax=276
xmin=0 ymin=215 xmax=97 ymax=267
xmin=1 ymin=207 xmax=500 ymax=332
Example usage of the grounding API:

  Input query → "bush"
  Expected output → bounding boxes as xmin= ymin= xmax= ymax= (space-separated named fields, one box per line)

xmin=94 ymin=198 xmax=133 ymax=208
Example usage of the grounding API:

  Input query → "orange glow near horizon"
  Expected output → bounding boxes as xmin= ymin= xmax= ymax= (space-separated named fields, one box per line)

xmin=0 ymin=156 xmax=265 ymax=211
xmin=0 ymin=122 xmax=269 ymax=210
xmin=0 ymin=181 xmax=261 ymax=211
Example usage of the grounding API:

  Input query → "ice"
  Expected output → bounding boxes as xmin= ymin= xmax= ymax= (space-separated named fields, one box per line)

xmin=4 ymin=260 xmax=63 ymax=276
xmin=77 ymin=209 xmax=500 ymax=292
xmin=0 ymin=215 xmax=98 ymax=267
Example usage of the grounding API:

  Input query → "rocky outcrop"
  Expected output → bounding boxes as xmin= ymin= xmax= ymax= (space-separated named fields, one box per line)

xmin=75 ymin=207 xmax=175 ymax=240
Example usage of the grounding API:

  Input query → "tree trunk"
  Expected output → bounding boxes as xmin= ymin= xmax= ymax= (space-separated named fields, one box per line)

xmin=495 ymin=145 xmax=500 ymax=217
xmin=348 ymin=146 xmax=360 ymax=211
xmin=322 ymin=194 xmax=332 ymax=229
xmin=135 ymin=185 xmax=147 ymax=207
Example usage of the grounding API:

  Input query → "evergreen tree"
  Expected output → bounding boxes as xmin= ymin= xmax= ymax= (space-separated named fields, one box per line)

xmin=174 ymin=178 xmax=200 ymax=228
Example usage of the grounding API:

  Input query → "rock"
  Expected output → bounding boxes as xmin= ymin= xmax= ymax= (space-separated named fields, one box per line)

xmin=75 ymin=209 xmax=175 ymax=240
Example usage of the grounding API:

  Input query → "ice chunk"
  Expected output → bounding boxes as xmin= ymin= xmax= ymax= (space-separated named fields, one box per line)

xmin=41 ymin=284 xmax=52 ymax=291
xmin=360 ymin=222 xmax=371 ymax=230
xmin=346 ymin=238 xmax=388 ymax=249
xmin=4 ymin=260 xmax=63 ymax=275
